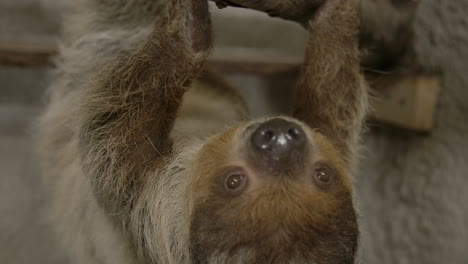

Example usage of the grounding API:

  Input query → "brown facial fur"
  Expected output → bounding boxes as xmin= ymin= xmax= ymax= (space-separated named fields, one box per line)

xmin=189 ymin=120 xmax=358 ymax=263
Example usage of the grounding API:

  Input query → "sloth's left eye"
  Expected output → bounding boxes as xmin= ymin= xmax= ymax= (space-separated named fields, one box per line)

xmin=313 ymin=163 xmax=335 ymax=189
xmin=224 ymin=172 xmax=248 ymax=195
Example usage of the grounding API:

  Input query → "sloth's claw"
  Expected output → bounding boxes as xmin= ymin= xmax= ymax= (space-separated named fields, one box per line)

xmin=185 ymin=0 xmax=212 ymax=52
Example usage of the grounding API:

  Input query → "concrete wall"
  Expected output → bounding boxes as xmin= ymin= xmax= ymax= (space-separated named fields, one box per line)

xmin=0 ymin=1 xmax=66 ymax=263
xmin=357 ymin=1 xmax=468 ymax=263
xmin=1 ymin=0 xmax=468 ymax=263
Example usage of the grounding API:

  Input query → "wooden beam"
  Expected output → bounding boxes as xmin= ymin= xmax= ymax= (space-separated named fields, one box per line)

xmin=370 ymin=75 xmax=440 ymax=132
xmin=0 ymin=41 xmax=301 ymax=75
xmin=0 ymin=41 xmax=56 ymax=67
xmin=209 ymin=46 xmax=300 ymax=75
xmin=0 ymin=40 xmax=440 ymax=132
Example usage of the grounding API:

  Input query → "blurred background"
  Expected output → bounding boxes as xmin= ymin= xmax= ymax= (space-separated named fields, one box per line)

xmin=1 ymin=0 xmax=468 ymax=263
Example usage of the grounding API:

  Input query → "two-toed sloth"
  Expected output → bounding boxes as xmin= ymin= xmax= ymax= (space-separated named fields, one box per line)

xmin=37 ymin=0 xmax=368 ymax=263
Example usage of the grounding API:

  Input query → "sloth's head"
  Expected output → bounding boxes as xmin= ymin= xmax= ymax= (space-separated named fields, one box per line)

xmin=188 ymin=117 xmax=358 ymax=263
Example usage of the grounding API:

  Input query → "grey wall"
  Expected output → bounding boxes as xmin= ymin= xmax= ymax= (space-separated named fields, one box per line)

xmin=0 ymin=1 xmax=68 ymax=263
xmin=357 ymin=1 xmax=468 ymax=264
xmin=1 ymin=0 xmax=468 ymax=264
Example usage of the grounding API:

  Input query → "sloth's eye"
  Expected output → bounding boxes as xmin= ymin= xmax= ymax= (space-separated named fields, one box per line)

xmin=313 ymin=164 xmax=335 ymax=189
xmin=224 ymin=172 xmax=248 ymax=195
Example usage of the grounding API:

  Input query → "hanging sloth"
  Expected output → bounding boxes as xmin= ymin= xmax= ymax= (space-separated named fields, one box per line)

xmin=37 ymin=0 xmax=368 ymax=263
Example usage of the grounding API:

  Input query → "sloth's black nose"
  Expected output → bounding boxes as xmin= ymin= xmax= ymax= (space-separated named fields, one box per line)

xmin=251 ymin=118 xmax=307 ymax=163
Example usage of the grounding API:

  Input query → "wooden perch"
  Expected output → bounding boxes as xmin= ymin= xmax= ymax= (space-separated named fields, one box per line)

xmin=0 ymin=41 xmax=56 ymax=67
xmin=0 ymin=40 xmax=439 ymax=132
xmin=0 ymin=41 xmax=300 ymax=75
xmin=209 ymin=47 xmax=300 ymax=75
xmin=370 ymin=75 xmax=440 ymax=132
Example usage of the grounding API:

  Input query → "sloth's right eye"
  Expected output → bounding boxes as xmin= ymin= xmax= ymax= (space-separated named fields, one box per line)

xmin=224 ymin=172 xmax=248 ymax=195
xmin=312 ymin=163 xmax=335 ymax=190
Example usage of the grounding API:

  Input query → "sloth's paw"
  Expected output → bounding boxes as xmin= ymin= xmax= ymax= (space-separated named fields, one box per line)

xmin=211 ymin=0 xmax=327 ymax=24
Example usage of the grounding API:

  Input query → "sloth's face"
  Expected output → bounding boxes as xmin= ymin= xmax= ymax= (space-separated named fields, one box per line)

xmin=188 ymin=117 xmax=358 ymax=263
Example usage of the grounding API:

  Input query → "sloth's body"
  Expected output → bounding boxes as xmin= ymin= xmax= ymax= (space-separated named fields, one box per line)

xmin=37 ymin=0 xmax=367 ymax=263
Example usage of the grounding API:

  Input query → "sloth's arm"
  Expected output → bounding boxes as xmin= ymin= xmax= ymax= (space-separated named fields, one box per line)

xmin=79 ymin=0 xmax=211 ymax=214
xmin=293 ymin=0 xmax=368 ymax=164
xmin=217 ymin=0 xmax=368 ymax=163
